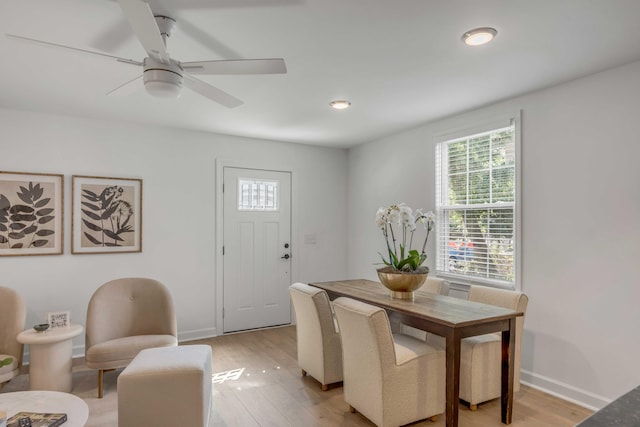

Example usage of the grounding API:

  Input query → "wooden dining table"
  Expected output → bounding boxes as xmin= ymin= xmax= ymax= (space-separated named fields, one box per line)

xmin=310 ymin=279 xmax=523 ymax=427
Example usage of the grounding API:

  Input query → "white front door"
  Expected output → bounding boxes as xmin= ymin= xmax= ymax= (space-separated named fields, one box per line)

xmin=222 ymin=167 xmax=292 ymax=333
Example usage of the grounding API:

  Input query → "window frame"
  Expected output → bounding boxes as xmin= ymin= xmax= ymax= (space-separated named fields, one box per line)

xmin=434 ymin=111 xmax=522 ymax=290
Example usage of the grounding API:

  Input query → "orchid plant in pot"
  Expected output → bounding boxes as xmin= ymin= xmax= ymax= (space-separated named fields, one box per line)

xmin=375 ymin=203 xmax=435 ymax=298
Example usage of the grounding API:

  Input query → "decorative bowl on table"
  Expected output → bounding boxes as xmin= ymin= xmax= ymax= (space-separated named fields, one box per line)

xmin=33 ymin=323 xmax=50 ymax=332
xmin=377 ymin=267 xmax=428 ymax=300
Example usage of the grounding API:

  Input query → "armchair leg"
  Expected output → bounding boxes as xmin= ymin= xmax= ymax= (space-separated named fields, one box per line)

xmin=321 ymin=384 xmax=328 ymax=391
xmin=98 ymin=370 xmax=104 ymax=398
xmin=429 ymin=415 xmax=439 ymax=422
xmin=349 ymin=405 xmax=356 ymax=413
xmin=98 ymin=369 xmax=104 ymax=399
xmin=469 ymin=404 xmax=478 ymax=411
xmin=98 ymin=368 xmax=116 ymax=398
xmin=301 ymin=369 xmax=307 ymax=376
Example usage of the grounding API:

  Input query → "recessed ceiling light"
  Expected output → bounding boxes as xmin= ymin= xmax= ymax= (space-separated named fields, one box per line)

xmin=330 ymin=100 xmax=351 ymax=110
xmin=462 ymin=27 xmax=497 ymax=46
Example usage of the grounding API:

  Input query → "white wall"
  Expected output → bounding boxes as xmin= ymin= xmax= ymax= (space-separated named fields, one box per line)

xmin=4 ymin=59 xmax=638 ymax=411
xmin=347 ymin=60 xmax=640 ymax=409
xmin=0 ymin=109 xmax=348 ymax=352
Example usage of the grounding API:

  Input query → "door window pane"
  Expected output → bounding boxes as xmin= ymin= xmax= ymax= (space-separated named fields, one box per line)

xmin=238 ymin=179 xmax=279 ymax=211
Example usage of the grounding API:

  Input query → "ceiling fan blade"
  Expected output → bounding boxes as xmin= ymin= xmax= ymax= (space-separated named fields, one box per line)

xmin=117 ymin=0 xmax=170 ymax=63
xmin=107 ymin=75 xmax=144 ymax=96
xmin=179 ymin=19 xmax=242 ymax=60
xmin=5 ymin=34 xmax=142 ymax=66
xmin=182 ymin=59 xmax=287 ymax=75
xmin=90 ymin=19 xmax=133 ymax=52
xmin=184 ymin=74 xmax=243 ymax=108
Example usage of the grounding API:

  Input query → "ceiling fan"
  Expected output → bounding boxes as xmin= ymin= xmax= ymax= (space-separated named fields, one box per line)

xmin=5 ymin=0 xmax=287 ymax=108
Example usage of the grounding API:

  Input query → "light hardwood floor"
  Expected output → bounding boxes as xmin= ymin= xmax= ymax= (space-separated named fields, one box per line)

xmin=196 ymin=325 xmax=592 ymax=427
xmin=2 ymin=325 xmax=593 ymax=426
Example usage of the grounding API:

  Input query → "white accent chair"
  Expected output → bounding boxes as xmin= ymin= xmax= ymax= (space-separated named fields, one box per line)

xmin=289 ymin=283 xmax=343 ymax=390
xmin=85 ymin=277 xmax=178 ymax=398
xmin=0 ymin=286 xmax=26 ymax=390
xmin=333 ymin=297 xmax=445 ymax=427
xmin=459 ymin=285 xmax=529 ymax=410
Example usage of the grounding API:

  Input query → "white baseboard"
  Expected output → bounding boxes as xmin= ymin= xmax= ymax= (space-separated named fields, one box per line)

xmin=178 ymin=327 xmax=218 ymax=343
xmin=400 ymin=328 xmax=608 ymax=410
xmin=520 ymin=369 xmax=610 ymax=411
xmin=24 ymin=327 xmax=609 ymax=413
xmin=21 ymin=327 xmax=219 ymax=365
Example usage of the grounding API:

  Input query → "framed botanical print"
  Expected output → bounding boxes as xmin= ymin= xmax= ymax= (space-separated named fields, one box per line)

xmin=72 ymin=175 xmax=142 ymax=254
xmin=0 ymin=171 xmax=63 ymax=256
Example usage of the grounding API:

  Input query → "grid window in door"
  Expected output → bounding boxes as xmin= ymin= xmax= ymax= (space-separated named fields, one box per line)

xmin=238 ymin=178 xmax=279 ymax=211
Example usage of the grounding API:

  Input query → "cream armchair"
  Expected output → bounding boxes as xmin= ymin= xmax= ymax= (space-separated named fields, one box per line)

xmin=289 ymin=283 xmax=342 ymax=390
xmin=333 ymin=297 xmax=445 ymax=427
xmin=460 ymin=285 xmax=529 ymax=410
xmin=85 ymin=277 xmax=177 ymax=398
xmin=0 ymin=286 xmax=26 ymax=390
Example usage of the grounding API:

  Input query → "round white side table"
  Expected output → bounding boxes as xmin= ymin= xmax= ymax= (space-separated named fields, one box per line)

xmin=0 ymin=390 xmax=88 ymax=427
xmin=17 ymin=324 xmax=83 ymax=393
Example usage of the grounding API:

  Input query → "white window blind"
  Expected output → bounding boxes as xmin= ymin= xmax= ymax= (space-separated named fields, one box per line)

xmin=435 ymin=124 xmax=518 ymax=287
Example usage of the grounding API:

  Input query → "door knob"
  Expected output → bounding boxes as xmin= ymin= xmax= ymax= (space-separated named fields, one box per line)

xmin=281 ymin=254 xmax=290 ymax=259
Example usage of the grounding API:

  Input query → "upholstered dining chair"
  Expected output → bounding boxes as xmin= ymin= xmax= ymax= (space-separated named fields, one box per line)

xmin=460 ymin=285 xmax=529 ymax=410
xmin=333 ymin=297 xmax=445 ymax=427
xmin=0 ymin=286 xmax=26 ymax=390
xmin=288 ymin=283 xmax=343 ymax=391
xmin=399 ymin=277 xmax=449 ymax=341
xmin=85 ymin=277 xmax=178 ymax=398
xmin=421 ymin=277 xmax=449 ymax=295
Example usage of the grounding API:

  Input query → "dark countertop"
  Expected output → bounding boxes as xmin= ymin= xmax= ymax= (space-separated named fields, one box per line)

xmin=575 ymin=385 xmax=640 ymax=426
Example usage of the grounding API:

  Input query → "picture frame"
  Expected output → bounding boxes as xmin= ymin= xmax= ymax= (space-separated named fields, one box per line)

xmin=0 ymin=171 xmax=64 ymax=256
xmin=48 ymin=311 xmax=70 ymax=329
xmin=72 ymin=175 xmax=142 ymax=254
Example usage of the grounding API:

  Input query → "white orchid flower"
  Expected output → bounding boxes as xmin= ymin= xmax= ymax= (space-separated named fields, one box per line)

xmin=377 ymin=203 xmax=436 ymax=272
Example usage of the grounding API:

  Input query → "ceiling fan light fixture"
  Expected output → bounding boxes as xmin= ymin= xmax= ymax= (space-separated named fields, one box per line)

xmin=144 ymin=69 xmax=183 ymax=98
xmin=330 ymin=100 xmax=351 ymax=110
xmin=143 ymin=58 xmax=184 ymax=98
xmin=462 ymin=27 xmax=497 ymax=46
xmin=145 ymin=79 xmax=182 ymax=98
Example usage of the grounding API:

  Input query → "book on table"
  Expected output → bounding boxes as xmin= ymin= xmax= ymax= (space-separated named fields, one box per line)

xmin=7 ymin=412 xmax=67 ymax=427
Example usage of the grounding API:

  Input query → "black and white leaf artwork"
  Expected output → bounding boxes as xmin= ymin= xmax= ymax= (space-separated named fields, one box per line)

xmin=80 ymin=184 xmax=135 ymax=247
xmin=0 ymin=181 xmax=56 ymax=250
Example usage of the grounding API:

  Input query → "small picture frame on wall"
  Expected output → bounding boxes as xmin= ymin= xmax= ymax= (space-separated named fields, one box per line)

xmin=48 ymin=311 xmax=70 ymax=329
xmin=72 ymin=175 xmax=142 ymax=254
xmin=0 ymin=171 xmax=64 ymax=256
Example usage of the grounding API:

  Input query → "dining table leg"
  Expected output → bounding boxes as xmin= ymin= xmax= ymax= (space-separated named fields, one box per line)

xmin=501 ymin=317 xmax=516 ymax=424
xmin=445 ymin=329 xmax=462 ymax=427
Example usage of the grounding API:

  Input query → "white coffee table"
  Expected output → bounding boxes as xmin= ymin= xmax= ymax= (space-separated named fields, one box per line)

xmin=17 ymin=324 xmax=83 ymax=392
xmin=0 ymin=391 xmax=88 ymax=427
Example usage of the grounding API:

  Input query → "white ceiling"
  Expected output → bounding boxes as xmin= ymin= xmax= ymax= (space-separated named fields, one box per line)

xmin=2 ymin=0 xmax=640 ymax=149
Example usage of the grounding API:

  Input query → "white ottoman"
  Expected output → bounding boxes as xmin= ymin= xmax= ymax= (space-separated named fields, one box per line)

xmin=117 ymin=345 xmax=212 ymax=427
